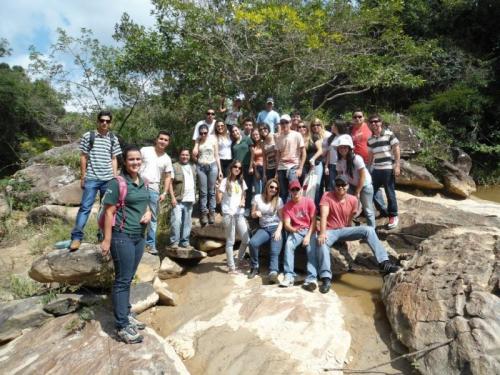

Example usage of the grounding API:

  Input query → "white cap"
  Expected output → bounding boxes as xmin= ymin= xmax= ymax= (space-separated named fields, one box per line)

xmin=235 ymin=93 xmax=245 ymax=101
xmin=266 ymin=97 xmax=274 ymax=104
xmin=280 ymin=114 xmax=291 ymax=122
xmin=333 ymin=134 xmax=354 ymax=148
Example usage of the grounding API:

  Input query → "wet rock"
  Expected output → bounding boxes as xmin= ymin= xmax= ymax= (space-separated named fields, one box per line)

xmin=0 ymin=308 xmax=190 ymax=374
xmin=165 ymin=246 xmax=207 ymax=259
xmin=397 ymin=160 xmax=443 ymax=190
xmin=153 ymin=277 xmax=177 ymax=306
xmin=382 ymin=227 xmax=500 ymax=375
xmin=29 ymin=243 xmax=113 ymax=287
xmin=0 ymin=296 xmax=53 ymax=344
xmin=157 ymin=257 xmax=184 ymax=280
xmin=130 ymin=282 xmax=159 ymax=314
xmin=42 ymin=293 xmax=107 ymax=317
xmin=440 ymin=160 xmax=476 ymax=198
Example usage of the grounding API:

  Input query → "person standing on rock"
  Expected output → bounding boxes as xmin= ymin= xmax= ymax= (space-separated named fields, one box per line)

xmin=350 ymin=110 xmax=371 ymax=164
xmin=256 ymin=97 xmax=280 ymax=134
xmin=219 ymin=94 xmax=244 ymax=133
xmin=280 ymin=180 xmax=316 ymax=288
xmin=367 ymin=114 xmax=401 ymax=229
xmin=306 ymin=175 xmax=399 ymax=294
xmin=140 ymin=131 xmax=173 ymax=255
xmin=100 ymin=145 xmax=151 ymax=344
xmin=216 ymin=160 xmax=250 ymax=274
xmin=169 ymin=148 xmax=196 ymax=249
xmin=69 ymin=110 xmax=122 ymax=251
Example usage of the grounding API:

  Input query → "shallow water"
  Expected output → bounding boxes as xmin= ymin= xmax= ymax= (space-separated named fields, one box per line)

xmin=473 ymin=185 xmax=500 ymax=203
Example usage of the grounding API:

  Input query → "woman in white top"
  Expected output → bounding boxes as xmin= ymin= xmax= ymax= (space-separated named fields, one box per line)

xmin=324 ymin=120 xmax=348 ymax=190
xmin=214 ymin=120 xmax=232 ymax=176
xmin=216 ymin=160 xmax=250 ymax=274
xmin=192 ymin=124 xmax=223 ymax=226
xmin=248 ymin=178 xmax=283 ymax=283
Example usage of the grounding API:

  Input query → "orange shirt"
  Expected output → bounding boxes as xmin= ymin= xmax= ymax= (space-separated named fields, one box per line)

xmin=351 ymin=123 xmax=372 ymax=164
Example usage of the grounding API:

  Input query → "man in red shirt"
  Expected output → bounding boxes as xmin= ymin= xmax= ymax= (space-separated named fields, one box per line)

xmin=304 ymin=175 xmax=400 ymax=294
xmin=280 ymin=180 xmax=316 ymax=287
xmin=350 ymin=110 xmax=372 ymax=164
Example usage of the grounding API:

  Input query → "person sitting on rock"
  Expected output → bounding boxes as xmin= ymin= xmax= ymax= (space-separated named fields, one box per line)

xmin=216 ymin=160 xmax=250 ymax=274
xmin=248 ymin=178 xmax=284 ymax=283
xmin=100 ymin=145 xmax=151 ymax=344
xmin=306 ymin=175 xmax=400 ymax=294
xmin=169 ymin=148 xmax=196 ymax=249
xmin=280 ymin=180 xmax=316 ymax=288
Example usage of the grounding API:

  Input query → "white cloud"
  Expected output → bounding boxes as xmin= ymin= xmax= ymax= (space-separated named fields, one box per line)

xmin=1 ymin=0 xmax=156 ymax=68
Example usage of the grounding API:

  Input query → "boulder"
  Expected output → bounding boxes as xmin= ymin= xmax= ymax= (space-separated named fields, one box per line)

xmin=0 ymin=308 xmax=190 ymax=374
xmin=197 ymin=239 xmax=225 ymax=252
xmin=157 ymin=257 xmax=184 ymax=280
xmin=29 ymin=243 xmax=113 ymax=286
xmin=440 ymin=160 xmax=476 ymax=198
xmin=0 ymin=296 xmax=53 ymax=344
xmin=165 ymin=246 xmax=207 ymax=259
xmin=42 ymin=293 xmax=107 ymax=317
xmin=451 ymin=147 xmax=472 ymax=175
xmin=153 ymin=276 xmax=177 ymax=306
xmin=191 ymin=221 xmax=239 ymax=241
xmin=50 ymin=180 xmax=83 ymax=206
xmin=389 ymin=121 xmax=422 ymax=158
xmin=130 ymin=282 xmax=159 ymax=314
xmin=136 ymin=252 xmax=160 ymax=283
xmin=27 ymin=142 xmax=79 ymax=166
xmin=382 ymin=227 xmax=500 ymax=375
xmin=27 ymin=204 xmax=81 ymax=225
xmin=397 ymin=160 xmax=444 ymax=190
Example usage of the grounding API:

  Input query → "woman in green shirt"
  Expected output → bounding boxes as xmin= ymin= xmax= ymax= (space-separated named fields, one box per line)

xmin=100 ymin=145 xmax=151 ymax=344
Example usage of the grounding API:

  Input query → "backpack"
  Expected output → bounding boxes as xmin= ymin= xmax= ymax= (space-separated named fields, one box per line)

xmin=97 ymin=175 xmax=128 ymax=232
xmin=89 ymin=130 xmax=116 ymax=156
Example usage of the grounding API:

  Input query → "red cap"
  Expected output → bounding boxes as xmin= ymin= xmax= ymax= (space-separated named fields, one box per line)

xmin=288 ymin=180 xmax=301 ymax=190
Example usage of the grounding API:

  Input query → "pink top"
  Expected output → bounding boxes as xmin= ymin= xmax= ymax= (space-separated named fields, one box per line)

xmin=283 ymin=197 xmax=316 ymax=230
xmin=320 ymin=192 xmax=358 ymax=229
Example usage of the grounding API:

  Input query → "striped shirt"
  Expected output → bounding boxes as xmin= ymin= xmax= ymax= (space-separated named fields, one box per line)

xmin=367 ymin=129 xmax=399 ymax=170
xmin=80 ymin=131 xmax=122 ymax=181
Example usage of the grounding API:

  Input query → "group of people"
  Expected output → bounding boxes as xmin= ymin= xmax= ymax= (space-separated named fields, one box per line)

xmin=67 ymin=99 xmax=402 ymax=344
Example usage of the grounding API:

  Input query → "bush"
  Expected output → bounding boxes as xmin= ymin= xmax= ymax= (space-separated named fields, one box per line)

xmin=9 ymin=274 xmax=42 ymax=299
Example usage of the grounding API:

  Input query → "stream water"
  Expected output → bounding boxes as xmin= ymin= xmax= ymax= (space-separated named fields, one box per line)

xmin=473 ymin=185 xmax=500 ymax=203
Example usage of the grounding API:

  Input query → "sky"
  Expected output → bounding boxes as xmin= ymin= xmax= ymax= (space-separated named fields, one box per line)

xmin=1 ymin=0 xmax=156 ymax=68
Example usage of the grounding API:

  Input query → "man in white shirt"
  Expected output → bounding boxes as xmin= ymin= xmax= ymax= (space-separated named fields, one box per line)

xmin=169 ymin=148 xmax=197 ymax=249
xmin=192 ymin=109 xmax=217 ymax=141
xmin=140 ymin=131 xmax=173 ymax=255
xmin=256 ymin=97 xmax=280 ymax=134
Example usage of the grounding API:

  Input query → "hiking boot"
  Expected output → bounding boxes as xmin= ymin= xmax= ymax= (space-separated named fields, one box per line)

xmin=268 ymin=271 xmax=279 ymax=284
xmin=387 ymin=216 xmax=399 ymax=229
xmin=248 ymin=268 xmax=259 ymax=279
xmin=279 ymin=275 xmax=294 ymax=288
xmin=128 ymin=314 xmax=145 ymax=330
xmin=69 ymin=239 xmax=81 ymax=252
xmin=145 ymin=245 xmax=159 ymax=255
xmin=302 ymin=280 xmax=317 ymax=292
xmin=380 ymin=260 xmax=400 ymax=275
xmin=117 ymin=325 xmax=143 ymax=344
xmin=200 ymin=213 xmax=208 ymax=226
xmin=319 ymin=278 xmax=332 ymax=294
xmin=208 ymin=211 xmax=215 ymax=224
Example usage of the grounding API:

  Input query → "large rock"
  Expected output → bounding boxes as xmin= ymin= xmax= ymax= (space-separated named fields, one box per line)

xmin=389 ymin=121 xmax=422 ymax=158
xmin=397 ymin=160 xmax=444 ymax=190
xmin=14 ymin=163 xmax=78 ymax=206
xmin=27 ymin=204 xmax=81 ymax=225
xmin=157 ymin=257 xmax=184 ymax=280
xmin=191 ymin=221 xmax=240 ymax=242
xmin=27 ymin=142 xmax=79 ymax=166
xmin=168 ymin=275 xmax=351 ymax=373
xmin=130 ymin=282 xmax=159 ymax=314
xmin=0 ymin=296 xmax=53 ymax=344
xmin=197 ymin=239 xmax=225 ymax=252
xmin=50 ymin=180 xmax=82 ymax=206
xmin=451 ymin=147 xmax=472 ymax=175
xmin=42 ymin=293 xmax=107 ymax=317
xmin=136 ymin=252 xmax=161 ymax=283
xmin=29 ymin=243 xmax=113 ymax=286
xmin=153 ymin=276 xmax=177 ymax=306
xmin=440 ymin=160 xmax=476 ymax=198
xmin=165 ymin=246 xmax=207 ymax=259
xmin=0 ymin=308 xmax=190 ymax=374
xmin=382 ymin=227 xmax=500 ymax=375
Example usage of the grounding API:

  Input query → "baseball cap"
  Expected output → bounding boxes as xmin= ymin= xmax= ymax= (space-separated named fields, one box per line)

xmin=266 ymin=97 xmax=274 ymax=104
xmin=280 ymin=114 xmax=291 ymax=123
xmin=289 ymin=180 xmax=301 ymax=190
xmin=334 ymin=175 xmax=349 ymax=186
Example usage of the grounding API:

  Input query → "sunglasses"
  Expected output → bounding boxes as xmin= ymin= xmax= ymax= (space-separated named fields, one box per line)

xmin=269 ymin=185 xmax=278 ymax=190
xmin=352 ymin=115 xmax=363 ymax=119
xmin=298 ymin=125 xmax=307 ymax=129
xmin=207 ymin=112 xmax=215 ymax=115
xmin=99 ymin=119 xmax=111 ymax=123
xmin=369 ymin=120 xmax=381 ymax=124
xmin=232 ymin=165 xmax=242 ymax=170
xmin=335 ymin=184 xmax=347 ymax=189
xmin=199 ymin=132 xmax=208 ymax=135
xmin=290 ymin=188 xmax=300 ymax=192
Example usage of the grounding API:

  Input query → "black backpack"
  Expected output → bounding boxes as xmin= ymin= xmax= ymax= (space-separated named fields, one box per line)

xmin=88 ymin=130 xmax=116 ymax=157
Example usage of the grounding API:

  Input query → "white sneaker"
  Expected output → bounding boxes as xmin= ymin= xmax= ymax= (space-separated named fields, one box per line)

xmin=279 ymin=275 xmax=294 ymax=288
xmin=387 ymin=216 xmax=399 ymax=229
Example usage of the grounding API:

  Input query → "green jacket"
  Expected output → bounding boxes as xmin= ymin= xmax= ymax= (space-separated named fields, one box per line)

xmin=172 ymin=162 xmax=197 ymax=201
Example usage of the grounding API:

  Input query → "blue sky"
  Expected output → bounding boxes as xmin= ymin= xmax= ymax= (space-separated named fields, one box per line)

xmin=1 ymin=0 xmax=155 ymax=68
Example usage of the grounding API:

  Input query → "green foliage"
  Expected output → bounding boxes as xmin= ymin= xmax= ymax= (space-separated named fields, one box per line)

xmin=9 ymin=274 xmax=42 ymax=299
xmin=28 ymin=219 xmax=73 ymax=255
xmin=0 ymin=177 xmax=48 ymax=212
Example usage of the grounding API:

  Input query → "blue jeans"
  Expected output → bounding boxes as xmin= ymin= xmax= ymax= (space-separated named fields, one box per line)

xmin=312 ymin=226 xmax=389 ymax=280
xmin=170 ymin=201 xmax=193 ymax=246
xmin=249 ymin=225 xmax=283 ymax=273
xmin=71 ymin=179 xmax=110 ymax=241
xmin=197 ymin=162 xmax=218 ymax=214
xmin=277 ymin=167 xmax=297 ymax=202
xmin=372 ymin=169 xmax=398 ymax=217
xmin=110 ymin=231 xmax=145 ymax=329
xmin=326 ymin=164 xmax=337 ymax=191
xmin=349 ymin=184 xmax=376 ymax=227
xmin=265 ymin=168 xmax=276 ymax=182
xmin=283 ymin=229 xmax=311 ymax=279
xmin=146 ymin=189 xmax=159 ymax=250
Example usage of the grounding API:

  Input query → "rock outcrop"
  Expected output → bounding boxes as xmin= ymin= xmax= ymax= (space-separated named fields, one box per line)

xmin=0 ymin=308 xmax=190 ymax=374
xmin=130 ymin=282 xmax=159 ymax=314
xmin=382 ymin=227 xmax=500 ymax=375
xmin=397 ymin=160 xmax=444 ymax=190
xmin=389 ymin=121 xmax=422 ymax=158
xmin=440 ymin=160 xmax=476 ymax=198
xmin=27 ymin=204 xmax=84 ymax=225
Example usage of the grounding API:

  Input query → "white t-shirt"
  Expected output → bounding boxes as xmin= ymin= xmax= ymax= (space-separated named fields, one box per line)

xmin=139 ymin=146 xmax=173 ymax=192
xmin=192 ymin=119 xmax=216 ymax=141
xmin=181 ymin=164 xmax=195 ymax=202
xmin=217 ymin=135 xmax=232 ymax=160
xmin=336 ymin=155 xmax=372 ymax=187
xmin=219 ymin=178 xmax=247 ymax=216
xmin=252 ymin=194 xmax=283 ymax=228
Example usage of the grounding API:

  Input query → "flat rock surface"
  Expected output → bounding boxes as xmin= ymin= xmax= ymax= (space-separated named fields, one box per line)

xmin=0 ymin=308 xmax=189 ymax=375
